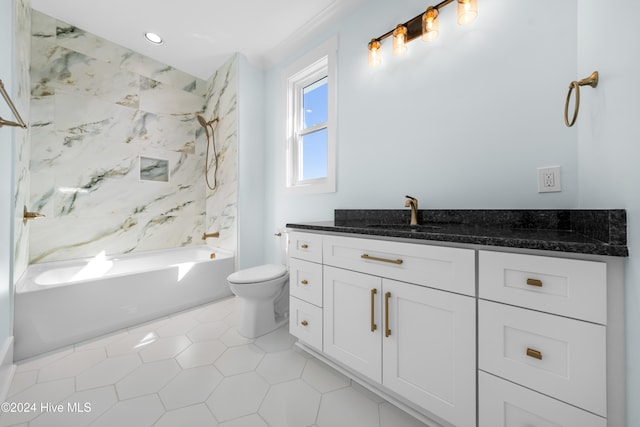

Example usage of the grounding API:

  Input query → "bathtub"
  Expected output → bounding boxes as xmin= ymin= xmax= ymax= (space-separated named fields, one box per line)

xmin=14 ymin=246 xmax=234 ymax=360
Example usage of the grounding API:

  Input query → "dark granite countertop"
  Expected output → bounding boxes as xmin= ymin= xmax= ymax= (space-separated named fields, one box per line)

xmin=286 ymin=209 xmax=629 ymax=257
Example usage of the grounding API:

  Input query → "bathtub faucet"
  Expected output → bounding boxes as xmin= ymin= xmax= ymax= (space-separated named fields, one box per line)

xmin=202 ymin=231 xmax=220 ymax=240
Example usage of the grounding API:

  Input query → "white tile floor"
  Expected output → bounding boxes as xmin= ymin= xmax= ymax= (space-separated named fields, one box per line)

xmin=1 ymin=297 xmax=431 ymax=427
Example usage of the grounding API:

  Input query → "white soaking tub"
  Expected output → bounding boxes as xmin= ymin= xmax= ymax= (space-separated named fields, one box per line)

xmin=14 ymin=245 xmax=234 ymax=360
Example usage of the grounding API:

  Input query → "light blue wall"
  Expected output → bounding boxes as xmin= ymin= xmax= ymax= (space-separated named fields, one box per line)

xmin=577 ymin=0 xmax=640 ymax=424
xmin=257 ymin=0 xmax=639 ymax=420
xmin=263 ymin=0 xmax=578 ymax=260
xmin=0 ymin=0 xmax=16 ymax=352
xmin=237 ymin=54 xmax=266 ymax=269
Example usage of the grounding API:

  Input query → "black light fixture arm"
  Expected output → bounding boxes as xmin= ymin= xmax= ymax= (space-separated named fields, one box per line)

xmin=371 ymin=0 xmax=456 ymax=44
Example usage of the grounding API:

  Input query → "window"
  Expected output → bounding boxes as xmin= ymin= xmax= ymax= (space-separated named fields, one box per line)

xmin=285 ymin=37 xmax=337 ymax=194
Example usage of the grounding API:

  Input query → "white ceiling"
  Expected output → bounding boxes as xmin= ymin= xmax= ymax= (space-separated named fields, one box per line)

xmin=30 ymin=0 xmax=363 ymax=80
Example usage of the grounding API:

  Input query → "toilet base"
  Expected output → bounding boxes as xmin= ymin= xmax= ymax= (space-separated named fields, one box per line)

xmin=237 ymin=298 xmax=289 ymax=339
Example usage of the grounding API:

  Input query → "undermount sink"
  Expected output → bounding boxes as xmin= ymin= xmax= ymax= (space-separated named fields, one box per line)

xmin=365 ymin=224 xmax=441 ymax=232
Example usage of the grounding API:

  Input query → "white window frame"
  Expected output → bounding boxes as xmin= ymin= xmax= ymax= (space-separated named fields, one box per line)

xmin=284 ymin=37 xmax=337 ymax=194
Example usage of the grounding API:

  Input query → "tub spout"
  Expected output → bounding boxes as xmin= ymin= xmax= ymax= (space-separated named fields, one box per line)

xmin=23 ymin=206 xmax=45 ymax=224
xmin=202 ymin=231 xmax=220 ymax=240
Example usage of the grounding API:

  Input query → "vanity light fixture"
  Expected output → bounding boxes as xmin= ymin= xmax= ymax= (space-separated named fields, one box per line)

xmin=144 ymin=32 xmax=164 ymax=45
xmin=368 ymin=0 xmax=478 ymax=67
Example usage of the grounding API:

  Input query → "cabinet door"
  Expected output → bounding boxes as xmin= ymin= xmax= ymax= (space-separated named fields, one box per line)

xmin=323 ymin=266 xmax=382 ymax=383
xmin=382 ymin=279 xmax=476 ymax=427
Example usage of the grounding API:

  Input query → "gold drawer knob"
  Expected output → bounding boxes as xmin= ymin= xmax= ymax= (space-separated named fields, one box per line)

xmin=526 ymin=278 xmax=543 ymax=287
xmin=301 ymin=244 xmax=309 ymax=249
xmin=301 ymin=280 xmax=309 ymax=285
xmin=526 ymin=348 xmax=543 ymax=360
xmin=301 ymin=320 xmax=309 ymax=326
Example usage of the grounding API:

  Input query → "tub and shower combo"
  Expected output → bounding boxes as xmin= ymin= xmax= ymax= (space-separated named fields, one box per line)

xmin=14 ymin=246 xmax=234 ymax=360
xmin=14 ymin=111 xmax=236 ymax=360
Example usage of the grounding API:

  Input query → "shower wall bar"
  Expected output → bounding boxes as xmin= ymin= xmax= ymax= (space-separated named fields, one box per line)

xmin=0 ymin=79 xmax=27 ymax=129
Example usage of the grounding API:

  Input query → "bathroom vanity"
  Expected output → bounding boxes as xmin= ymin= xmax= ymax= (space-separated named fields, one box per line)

xmin=286 ymin=209 xmax=627 ymax=427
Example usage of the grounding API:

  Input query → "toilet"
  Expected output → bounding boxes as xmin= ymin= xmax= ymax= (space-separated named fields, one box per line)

xmin=227 ymin=234 xmax=289 ymax=338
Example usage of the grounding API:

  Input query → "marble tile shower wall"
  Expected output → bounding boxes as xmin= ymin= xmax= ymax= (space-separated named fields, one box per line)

xmin=13 ymin=0 xmax=32 ymax=281
xmin=202 ymin=56 xmax=238 ymax=257
xmin=26 ymin=11 xmax=238 ymax=263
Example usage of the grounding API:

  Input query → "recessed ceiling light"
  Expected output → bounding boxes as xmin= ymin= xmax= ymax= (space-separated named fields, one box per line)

xmin=144 ymin=32 xmax=163 ymax=45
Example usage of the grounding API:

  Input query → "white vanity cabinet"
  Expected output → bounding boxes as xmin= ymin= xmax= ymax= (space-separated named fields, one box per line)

xmin=295 ymin=233 xmax=477 ymax=427
xmin=478 ymin=250 xmax=614 ymax=426
xmin=288 ymin=229 xmax=625 ymax=427
xmin=288 ymin=232 xmax=324 ymax=350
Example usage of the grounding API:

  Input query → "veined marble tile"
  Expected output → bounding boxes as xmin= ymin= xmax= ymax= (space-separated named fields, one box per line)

xmin=13 ymin=0 xmax=32 ymax=281
xmin=128 ymin=110 xmax=197 ymax=154
xmin=54 ymin=90 xmax=138 ymax=144
xmin=202 ymin=55 xmax=238 ymax=256
xmin=29 ymin=95 xmax=54 ymax=128
xmin=31 ymin=9 xmax=56 ymax=38
xmin=139 ymin=77 xmax=205 ymax=117
xmin=55 ymin=22 xmax=132 ymax=67
xmin=27 ymin=11 xmax=237 ymax=264
xmin=119 ymin=52 xmax=206 ymax=95
xmin=33 ymin=46 xmax=140 ymax=108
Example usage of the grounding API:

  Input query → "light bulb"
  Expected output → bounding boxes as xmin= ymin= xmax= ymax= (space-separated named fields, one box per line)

xmin=457 ymin=0 xmax=478 ymax=26
xmin=368 ymin=39 xmax=382 ymax=67
xmin=422 ymin=7 xmax=439 ymax=42
xmin=392 ymin=24 xmax=408 ymax=56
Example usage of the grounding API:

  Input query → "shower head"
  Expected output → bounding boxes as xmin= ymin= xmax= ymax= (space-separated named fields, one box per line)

xmin=197 ymin=114 xmax=210 ymax=139
xmin=196 ymin=114 xmax=219 ymax=127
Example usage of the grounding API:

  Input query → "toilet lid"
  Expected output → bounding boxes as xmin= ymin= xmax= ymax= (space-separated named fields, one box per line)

xmin=228 ymin=264 xmax=287 ymax=284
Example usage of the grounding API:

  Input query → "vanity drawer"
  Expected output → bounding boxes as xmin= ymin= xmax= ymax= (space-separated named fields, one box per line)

xmin=289 ymin=297 xmax=322 ymax=350
xmin=479 ymin=251 xmax=607 ymax=324
xmin=289 ymin=231 xmax=323 ymax=263
xmin=479 ymin=371 xmax=606 ymax=427
xmin=289 ymin=258 xmax=322 ymax=306
xmin=478 ymin=300 xmax=606 ymax=416
xmin=322 ymin=235 xmax=475 ymax=296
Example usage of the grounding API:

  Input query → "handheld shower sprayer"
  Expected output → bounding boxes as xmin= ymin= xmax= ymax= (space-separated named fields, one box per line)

xmin=197 ymin=114 xmax=220 ymax=190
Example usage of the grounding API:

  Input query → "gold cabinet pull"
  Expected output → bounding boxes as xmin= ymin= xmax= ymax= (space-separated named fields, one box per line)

xmin=301 ymin=320 xmax=309 ymax=326
xmin=526 ymin=348 xmax=543 ymax=360
xmin=361 ymin=254 xmax=403 ymax=265
xmin=301 ymin=279 xmax=309 ymax=285
xmin=301 ymin=244 xmax=309 ymax=249
xmin=526 ymin=278 xmax=543 ymax=287
xmin=371 ymin=288 xmax=378 ymax=332
xmin=384 ymin=292 xmax=391 ymax=337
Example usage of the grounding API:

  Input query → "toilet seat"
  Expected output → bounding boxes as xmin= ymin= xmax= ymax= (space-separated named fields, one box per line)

xmin=227 ymin=264 xmax=287 ymax=284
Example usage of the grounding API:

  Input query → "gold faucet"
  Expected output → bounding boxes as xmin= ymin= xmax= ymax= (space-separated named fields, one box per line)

xmin=404 ymin=195 xmax=419 ymax=225
xmin=202 ymin=231 xmax=220 ymax=240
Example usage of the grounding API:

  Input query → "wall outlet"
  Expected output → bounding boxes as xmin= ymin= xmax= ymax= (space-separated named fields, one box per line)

xmin=537 ymin=166 xmax=561 ymax=193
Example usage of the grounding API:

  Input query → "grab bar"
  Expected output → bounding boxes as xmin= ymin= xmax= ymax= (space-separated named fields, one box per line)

xmin=0 ymin=79 xmax=27 ymax=129
xmin=564 ymin=71 xmax=599 ymax=127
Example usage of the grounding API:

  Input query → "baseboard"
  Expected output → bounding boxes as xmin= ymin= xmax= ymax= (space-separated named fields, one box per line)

xmin=0 ymin=336 xmax=16 ymax=402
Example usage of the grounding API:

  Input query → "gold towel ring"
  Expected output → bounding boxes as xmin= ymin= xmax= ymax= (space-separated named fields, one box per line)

xmin=564 ymin=71 xmax=599 ymax=127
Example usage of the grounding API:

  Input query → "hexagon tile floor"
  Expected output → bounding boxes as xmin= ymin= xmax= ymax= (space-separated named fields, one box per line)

xmin=0 ymin=297 xmax=431 ymax=427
